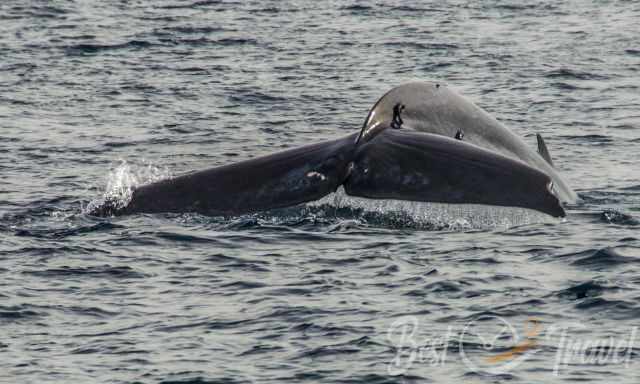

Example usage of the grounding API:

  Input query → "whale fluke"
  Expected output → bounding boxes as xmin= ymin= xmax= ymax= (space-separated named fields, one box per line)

xmin=361 ymin=81 xmax=577 ymax=203
xmin=345 ymin=130 xmax=564 ymax=218
xmin=117 ymin=134 xmax=356 ymax=216
xmin=93 ymin=128 xmax=564 ymax=218
xmin=89 ymin=81 xmax=576 ymax=219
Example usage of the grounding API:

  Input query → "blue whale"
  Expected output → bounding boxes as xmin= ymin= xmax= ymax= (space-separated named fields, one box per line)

xmin=93 ymin=81 xmax=575 ymax=218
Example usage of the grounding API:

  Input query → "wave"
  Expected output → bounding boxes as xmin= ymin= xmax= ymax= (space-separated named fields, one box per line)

xmin=556 ymin=247 xmax=640 ymax=270
xmin=545 ymin=68 xmax=609 ymax=81
xmin=66 ymin=40 xmax=155 ymax=54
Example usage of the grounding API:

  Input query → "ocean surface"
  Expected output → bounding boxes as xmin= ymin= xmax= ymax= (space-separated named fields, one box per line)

xmin=1 ymin=1 xmax=639 ymax=383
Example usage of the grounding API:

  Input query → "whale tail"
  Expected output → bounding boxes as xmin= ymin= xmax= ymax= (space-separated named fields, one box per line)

xmin=345 ymin=130 xmax=564 ymax=218
xmin=90 ymin=82 xmax=572 ymax=218
xmin=93 ymin=129 xmax=565 ymax=218
xmin=115 ymin=135 xmax=357 ymax=216
xmin=360 ymin=81 xmax=577 ymax=203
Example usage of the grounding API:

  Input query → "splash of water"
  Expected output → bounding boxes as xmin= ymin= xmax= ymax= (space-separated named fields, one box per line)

xmin=305 ymin=187 xmax=554 ymax=230
xmin=83 ymin=160 xmax=171 ymax=215
xmin=168 ymin=186 xmax=556 ymax=231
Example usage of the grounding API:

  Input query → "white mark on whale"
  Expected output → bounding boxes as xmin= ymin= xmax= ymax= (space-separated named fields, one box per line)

xmin=306 ymin=171 xmax=326 ymax=181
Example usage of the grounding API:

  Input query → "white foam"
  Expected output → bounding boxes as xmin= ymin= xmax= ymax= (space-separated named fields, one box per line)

xmin=307 ymin=186 xmax=554 ymax=230
xmin=83 ymin=160 xmax=171 ymax=214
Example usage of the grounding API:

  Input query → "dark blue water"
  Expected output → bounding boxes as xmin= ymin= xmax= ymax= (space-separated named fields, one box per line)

xmin=1 ymin=1 xmax=639 ymax=383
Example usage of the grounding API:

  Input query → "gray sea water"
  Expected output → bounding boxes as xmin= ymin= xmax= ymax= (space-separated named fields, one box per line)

xmin=1 ymin=1 xmax=639 ymax=383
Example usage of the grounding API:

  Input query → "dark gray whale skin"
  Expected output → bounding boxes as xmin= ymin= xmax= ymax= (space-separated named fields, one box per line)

xmin=346 ymin=130 xmax=564 ymax=217
xmin=101 ymin=133 xmax=564 ymax=218
xmin=118 ymin=134 xmax=357 ymax=216
xmin=94 ymin=82 xmax=570 ymax=218
xmin=360 ymin=81 xmax=578 ymax=204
